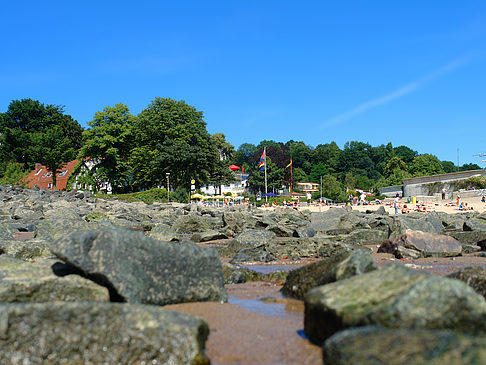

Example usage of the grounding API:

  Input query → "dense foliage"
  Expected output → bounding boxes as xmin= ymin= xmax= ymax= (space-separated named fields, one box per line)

xmin=1 ymin=97 xmax=484 ymax=202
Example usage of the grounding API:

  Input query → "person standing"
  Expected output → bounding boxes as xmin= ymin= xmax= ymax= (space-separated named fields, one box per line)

xmin=442 ymin=187 xmax=446 ymax=200
xmin=393 ymin=194 xmax=400 ymax=215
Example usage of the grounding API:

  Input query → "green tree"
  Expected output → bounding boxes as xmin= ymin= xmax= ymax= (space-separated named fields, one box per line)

xmin=36 ymin=125 xmax=78 ymax=188
xmin=409 ymin=154 xmax=445 ymax=177
xmin=248 ymin=157 xmax=284 ymax=194
xmin=309 ymin=163 xmax=329 ymax=183
xmin=460 ymin=163 xmax=481 ymax=171
xmin=394 ymin=145 xmax=417 ymax=164
xmin=312 ymin=142 xmax=342 ymax=173
xmin=322 ymin=175 xmax=346 ymax=202
xmin=289 ymin=141 xmax=312 ymax=174
xmin=208 ymin=133 xmax=236 ymax=194
xmin=234 ymin=143 xmax=257 ymax=168
xmin=131 ymin=98 xmax=215 ymax=190
xmin=441 ymin=160 xmax=457 ymax=173
xmin=78 ymin=104 xmax=135 ymax=192
xmin=0 ymin=99 xmax=83 ymax=171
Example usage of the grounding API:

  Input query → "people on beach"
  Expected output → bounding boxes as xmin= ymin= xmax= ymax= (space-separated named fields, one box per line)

xmin=456 ymin=193 xmax=460 ymax=205
xmin=441 ymin=187 xmax=446 ymax=200
xmin=482 ymin=195 xmax=486 ymax=203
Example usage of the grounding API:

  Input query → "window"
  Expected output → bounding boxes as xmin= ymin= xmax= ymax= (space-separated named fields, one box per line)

xmin=58 ymin=170 xmax=68 ymax=177
xmin=47 ymin=183 xmax=53 ymax=189
xmin=35 ymin=169 xmax=43 ymax=175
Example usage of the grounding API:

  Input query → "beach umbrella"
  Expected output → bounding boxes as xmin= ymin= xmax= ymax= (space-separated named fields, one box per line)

xmin=191 ymin=193 xmax=204 ymax=199
xmin=228 ymin=164 xmax=240 ymax=171
xmin=264 ymin=192 xmax=278 ymax=197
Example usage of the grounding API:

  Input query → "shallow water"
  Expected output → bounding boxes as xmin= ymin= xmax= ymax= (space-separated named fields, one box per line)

xmin=243 ymin=264 xmax=303 ymax=274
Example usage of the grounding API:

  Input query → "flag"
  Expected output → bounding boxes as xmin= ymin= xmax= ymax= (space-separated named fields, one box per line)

xmin=286 ymin=158 xmax=293 ymax=169
xmin=258 ymin=150 xmax=265 ymax=171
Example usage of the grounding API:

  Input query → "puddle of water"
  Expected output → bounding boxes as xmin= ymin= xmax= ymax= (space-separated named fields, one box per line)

xmin=228 ymin=297 xmax=303 ymax=321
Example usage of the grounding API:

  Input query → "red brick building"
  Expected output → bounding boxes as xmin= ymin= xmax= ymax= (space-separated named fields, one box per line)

xmin=22 ymin=160 xmax=79 ymax=190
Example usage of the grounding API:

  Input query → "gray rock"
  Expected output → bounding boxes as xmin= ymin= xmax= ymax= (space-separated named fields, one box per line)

xmin=0 ymin=257 xmax=109 ymax=303
xmin=51 ymin=227 xmax=227 ymax=305
xmin=323 ymin=326 xmax=486 ymax=365
xmin=149 ymin=224 xmax=179 ymax=241
xmin=464 ymin=217 xmax=486 ymax=232
xmin=378 ymin=230 xmax=462 ymax=259
xmin=222 ymin=262 xmax=288 ymax=284
xmin=233 ymin=229 xmax=277 ymax=247
xmin=448 ymin=266 xmax=486 ymax=299
xmin=389 ymin=212 xmax=444 ymax=239
xmin=0 ymin=302 xmax=209 ymax=364
xmin=190 ymin=230 xmax=228 ymax=243
xmin=448 ymin=231 xmax=486 ymax=250
xmin=282 ymin=250 xmax=377 ymax=299
xmin=0 ymin=240 xmax=53 ymax=261
xmin=172 ymin=213 xmax=220 ymax=233
xmin=304 ymin=264 xmax=486 ymax=343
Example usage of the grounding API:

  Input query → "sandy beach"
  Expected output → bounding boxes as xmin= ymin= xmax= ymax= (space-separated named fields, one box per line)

xmin=260 ymin=194 xmax=486 ymax=215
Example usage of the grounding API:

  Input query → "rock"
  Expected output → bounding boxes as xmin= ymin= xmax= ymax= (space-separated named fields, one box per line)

xmin=0 ymin=302 xmax=209 ymax=364
xmin=336 ymin=229 xmax=388 ymax=246
xmin=172 ymin=213 xmax=220 ymax=233
xmin=447 ymin=267 xmax=486 ymax=299
xmin=378 ymin=230 xmax=462 ymax=259
xmin=232 ymin=229 xmax=277 ymax=247
xmin=51 ymin=227 xmax=227 ymax=305
xmin=304 ymin=264 xmax=486 ymax=343
xmin=222 ymin=210 xmax=258 ymax=234
xmin=323 ymin=326 xmax=486 ymax=365
xmin=438 ymin=212 xmax=466 ymax=231
xmin=294 ymin=225 xmax=315 ymax=238
xmin=282 ymin=250 xmax=377 ymax=299
xmin=464 ymin=217 xmax=486 ymax=232
xmin=149 ymin=224 xmax=180 ymax=241
xmin=389 ymin=212 xmax=444 ymax=239
xmin=265 ymin=223 xmax=295 ymax=237
xmin=375 ymin=206 xmax=387 ymax=215
xmin=448 ymin=231 xmax=486 ymax=250
xmin=0 ymin=240 xmax=53 ymax=260
xmin=317 ymin=238 xmax=362 ymax=258
xmin=190 ymin=230 xmax=228 ymax=243
xmin=222 ymin=262 xmax=287 ymax=284
xmin=0 ymin=257 xmax=109 ymax=303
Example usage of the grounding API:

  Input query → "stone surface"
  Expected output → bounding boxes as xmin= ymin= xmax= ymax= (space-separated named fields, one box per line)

xmin=323 ymin=326 xmax=486 ymax=365
xmin=378 ymin=229 xmax=462 ymax=259
xmin=190 ymin=230 xmax=228 ymax=243
xmin=149 ymin=224 xmax=180 ymax=241
xmin=448 ymin=231 xmax=486 ymax=249
xmin=448 ymin=266 xmax=486 ymax=299
xmin=0 ymin=302 xmax=209 ymax=364
xmin=51 ymin=227 xmax=227 ymax=305
xmin=304 ymin=264 xmax=486 ymax=343
xmin=0 ymin=240 xmax=53 ymax=260
xmin=282 ymin=250 xmax=377 ymax=299
xmin=0 ymin=257 xmax=109 ymax=303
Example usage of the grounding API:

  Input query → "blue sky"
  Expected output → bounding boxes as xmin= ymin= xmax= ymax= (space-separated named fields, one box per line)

xmin=1 ymin=1 xmax=485 ymax=165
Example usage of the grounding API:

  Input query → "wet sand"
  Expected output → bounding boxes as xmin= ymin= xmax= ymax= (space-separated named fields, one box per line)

xmin=168 ymin=202 xmax=486 ymax=364
xmin=166 ymin=282 xmax=322 ymax=365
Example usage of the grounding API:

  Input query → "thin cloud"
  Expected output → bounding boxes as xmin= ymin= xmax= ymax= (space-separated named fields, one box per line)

xmin=322 ymin=58 xmax=468 ymax=128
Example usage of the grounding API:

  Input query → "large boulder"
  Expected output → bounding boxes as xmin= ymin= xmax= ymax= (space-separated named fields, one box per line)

xmin=282 ymin=250 xmax=377 ymax=299
xmin=323 ymin=326 xmax=486 ymax=365
xmin=190 ymin=230 xmax=228 ymax=243
xmin=0 ymin=302 xmax=209 ymax=364
xmin=378 ymin=230 xmax=462 ymax=259
xmin=0 ymin=257 xmax=109 ymax=303
xmin=304 ymin=264 xmax=486 ymax=343
xmin=448 ymin=266 xmax=486 ymax=299
xmin=51 ymin=228 xmax=227 ymax=305
xmin=311 ymin=209 xmax=369 ymax=235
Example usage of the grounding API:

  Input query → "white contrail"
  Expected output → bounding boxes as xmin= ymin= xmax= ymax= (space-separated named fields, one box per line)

xmin=322 ymin=58 xmax=468 ymax=127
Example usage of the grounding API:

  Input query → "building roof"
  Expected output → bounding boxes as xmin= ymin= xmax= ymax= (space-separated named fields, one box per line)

xmin=22 ymin=160 xmax=79 ymax=190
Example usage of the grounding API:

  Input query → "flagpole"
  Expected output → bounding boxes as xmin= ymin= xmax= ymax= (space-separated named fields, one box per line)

xmin=264 ymin=147 xmax=268 ymax=203
xmin=290 ymin=157 xmax=293 ymax=200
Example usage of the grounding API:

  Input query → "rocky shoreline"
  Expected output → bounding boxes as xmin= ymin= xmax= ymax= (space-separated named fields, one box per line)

xmin=1 ymin=185 xmax=486 ymax=364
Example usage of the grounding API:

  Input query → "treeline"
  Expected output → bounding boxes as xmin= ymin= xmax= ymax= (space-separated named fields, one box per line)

xmin=0 ymin=98 xmax=483 ymax=202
